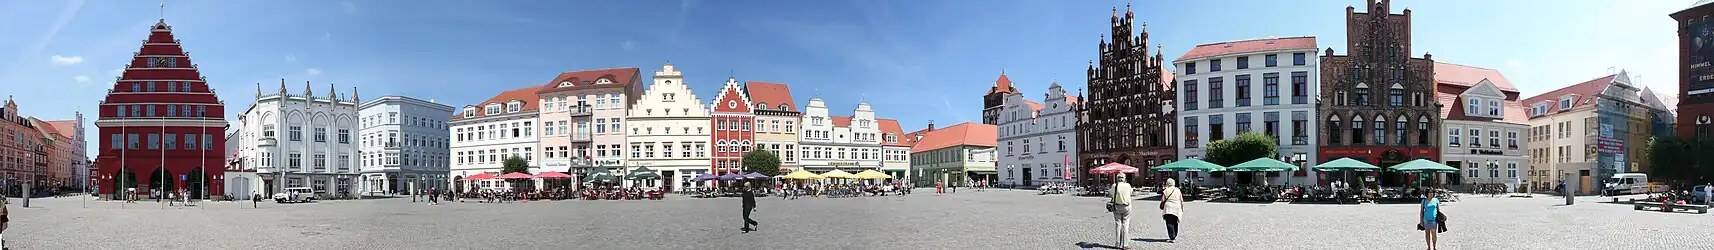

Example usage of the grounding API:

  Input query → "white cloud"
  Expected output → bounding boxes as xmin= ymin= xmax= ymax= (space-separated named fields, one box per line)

xmin=50 ymin=55 xmax=83 ymax=65
xmin=72 ymin=75 xmax=89 ymax=82
xmin=622 ymin=40 xmax=636 ymax=51
xmin=286 ymin=54 xmax=297 ymax=62
xmin=306 ymin=68 xmax=323 ymax=75
xmin=341 ymin=2 xmax=357 ymax=14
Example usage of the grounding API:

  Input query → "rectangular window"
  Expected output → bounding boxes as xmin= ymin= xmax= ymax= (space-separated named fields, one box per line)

xmin=1470 ymin=129 xmax=1481 ymax=147
xmin=1236 ymin=113 xmax=1253 ymax=134
xmin=1488 ymin=100 xmax=1500 ymax=116
xmin=148 ymin=134 xmax=160 ymax=150
xmin=1448 ymin=128 xmax=1461 ymax=147
xmin=183 ymin=82 xmax=192 ymax=92
xmin=596 ymin=119 xmax=607 ymax=133
xmin=314 ymin=154 xmax=327 ymax=170
xmin=116 ymin=106 xmax=127 ymax=117
xmin=1237 ymin=57 xmax=1249 ymax=69
xmin=1468 ymin=98 xmax=1481 ymax=115
xmin=1184 ymin=80 xmax=1199 ymax=111
xmin=1291 ymin=72 xmax=1308 ymax=104
xmin=147 ymin=81 xmax=156 ymax=92
xmin=1374 ymin=121 xmax=1386 ymax=145
xmin=166 ymin=82 xmax=176 ymax=92
xmin=314 ymin=128 xmax=327 ymax=142
xmin=1209 ymin=115 xmax=1225 ymax=141
xmin=338 ymin=129 xmax=350 ymax=144
xmin=167 ymin=105 xmax=177 ymax=117
xmin=131 ymin=105 xmax=141 ymax=117
xmin=1395 ymin=121 xmax=1407 ymax=145
xmin=1489 ymin=130 xmax=1501 ymax=149
xmin=163 ymin=134 xmax=177 ymax=150
xmin=1265 ymin=54 xmax=1278 ymax=67
xmin=197 ymin=105 xmax=206 ymax=117
xmin=1506 ymin=131 xmax=1518 ymax=149
xmin=110 ymin=134 xmax=122 ymax=150
xmin=1263 ymin=73 xmax=1279 ymax=105
xmin=1235 ymin=75 xmax=1251 ymax=107
xmin=1207 ymin=78 xmax=1223 ymax=108
xmin=186 ymin=134 xmax=197 ymax=150
xmin=131 ymin=82 xmax=141 ymax=92
xmin=128 ymin=134 xmax=139 ymax=149
xmin=290 ymin=126 xmax=303 ymax=141
xmin=146 ymin=105 xmax=155 ymax=117
xmin=1263 ymin=112 xmax=1279 ymax=143
xmin=1290 ymin=111 xmax=1306 ymax=145
xmin=1184 ymin=117 xmax=1199 ymax=148
xmin=1351 ymin=119 xmax=1364 ymax=144
xmin=1185 ymin=62 xmax=1196 ymax=74
xmin=1293 ymin=53 xmax=1306 ymax=65
xmin=1560 ymin=97 xmax=1572 ymax=110
xmin=1211 ymin=59 xmax=1222 ymax=72
xmin=1389 ymin=89 xmax=1404 ymax=107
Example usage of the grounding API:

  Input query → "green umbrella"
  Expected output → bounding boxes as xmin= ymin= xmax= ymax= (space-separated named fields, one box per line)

xmin=1151 ymin=158 xmax=1226 ymax=172
xmin=626 ymin=167 xmax=662 ymax=180
xmin=585 ymin=166 xmax=620 ymax=183
xmin=1226 ymin=158 xmax=1300 ymax=172
xmin=1387 ymin=159 xmax=1458 ymax=173
xmin=1311 ymin=157 xmax=1382 ymax=172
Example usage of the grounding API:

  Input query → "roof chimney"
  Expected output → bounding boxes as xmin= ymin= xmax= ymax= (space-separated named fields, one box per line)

xmin=928 ymin=120 xmax=935 ymax=131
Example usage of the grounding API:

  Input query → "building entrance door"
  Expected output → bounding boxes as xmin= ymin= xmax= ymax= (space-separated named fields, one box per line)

xmin=1022 ymin=168 xmax=1032 ymax=186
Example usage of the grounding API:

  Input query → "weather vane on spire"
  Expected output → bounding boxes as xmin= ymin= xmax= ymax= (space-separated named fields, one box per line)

xmin=160 ymin=0 xmax=166 ymax=21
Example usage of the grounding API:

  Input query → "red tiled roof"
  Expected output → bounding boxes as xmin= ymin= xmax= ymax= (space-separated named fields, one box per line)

xmin=43 ymin=120 xmax=77 ymax=135
xmin=744 ymin=81 xmax=796 ymax=112
xmin=452 ymin=85 xmax=549 ymax=119
xmin=903 ymin=128 xmax=932 ymax=146
xmin=1437 ymin=92 xmax=1528 ymax=124
xmin=1175 ymin=36 xmax=1317 ymax=62
xmin=878 ymin=119 xmax=912 ymax=147
xmin=28 ymin=118 xmax=59 ymax=136
xmin=1520 ymin=74 xmax=1617 ymax=118
xmin=1160 ymin=68 xmax=1175 ymax=90
xmin=536 ymin=67 xmax=641 ymax=93
xmin=1433 ymin=62 xmax=1517 ymax=93
xmin=910 ymin=122 xmax=996 ymax=153
xmin=1022 ymin=100 xmax=1044 ymax=113
xmin=986 ymin=73 xmax=1017 ymax=95
xmin=831 ymin=116 xmax=852 ymax=127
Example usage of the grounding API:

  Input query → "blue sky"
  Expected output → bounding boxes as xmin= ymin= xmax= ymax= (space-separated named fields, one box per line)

xmin=0 ymin=0 xmax=1690 ymax=158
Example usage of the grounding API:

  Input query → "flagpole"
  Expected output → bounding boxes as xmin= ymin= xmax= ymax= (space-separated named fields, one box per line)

xmin=121 ymin=117 xmax=127 ymax=208
xmin=200 ymin=115 xmax=206 ymax=208
xmin=160 ymin=118 xmax=166 ymax=209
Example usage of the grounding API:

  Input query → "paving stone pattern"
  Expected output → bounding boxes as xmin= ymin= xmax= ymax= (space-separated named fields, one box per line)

xmin=2 ymin=191 xmax=1705 ymax=249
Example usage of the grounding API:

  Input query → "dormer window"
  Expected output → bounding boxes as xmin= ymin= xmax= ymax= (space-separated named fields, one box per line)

xmin=1560 ymin=96 xmax=1573 ymax=110
xmin=779 ymin=104 xmax=790 ymax=111
xmin=464 ymin=107 xmax=475 ymax=118
xmin=595 ymin=78 xmax=613 ymax=84
xmin=557 ymin=81 xmax=574 ymax=87
xmin=756 ymin=103 xmax=768 ymax=110
xmin=485 ymin=104 xmax=502 ymax=115
xmin=1533 ymin=103 xmax=1548 ymax=116
xmin=507 ymin=101 xmax=522 ymax=113
xmin=1487 ymin=100 xmax=1500 ymax=116
xmin=1466 ymin=98 xmax=1480 ymax=116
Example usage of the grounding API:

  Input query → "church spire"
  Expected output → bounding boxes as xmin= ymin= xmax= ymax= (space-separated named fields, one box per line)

xmin=303 ymin=81 xmax=313 ymax=97
xmin=328 ymin=82 xmax=337 ymax=100
xmin=278 ymin=78 xmax=287 ymax=94
xmin=255 ymin=82 xmax=262 ymax=98
xmin=352 ymin=86 xmax=359 ymax=102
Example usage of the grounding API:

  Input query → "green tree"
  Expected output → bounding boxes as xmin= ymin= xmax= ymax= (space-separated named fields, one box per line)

xmin=502 ymin=155 xmax=530 ymax=185
xmin=1203 ymin=132 xmax=1278 ymax=166
xmin=742 ymin=149 xmax=783 ymax=176
xmin=1647 ymin=136 xmax=1714 ymax=186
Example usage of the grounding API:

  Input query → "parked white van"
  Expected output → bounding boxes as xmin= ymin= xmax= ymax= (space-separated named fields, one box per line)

xmin=1604 ymin=173 xmax=1651 ymax=195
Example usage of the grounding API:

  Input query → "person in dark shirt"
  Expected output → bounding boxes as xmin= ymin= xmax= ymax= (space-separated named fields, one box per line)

xmin=740 ymin=182 xmax=760 ymax=233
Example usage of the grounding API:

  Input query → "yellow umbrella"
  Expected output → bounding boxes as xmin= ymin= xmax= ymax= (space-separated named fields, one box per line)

xmin=821 ymin=169 xmax=858 ymax=179
xmin=855 ymin=170 xmax=891 ymax=179
xmin=781 ymin=170 xmax=824 ymax=180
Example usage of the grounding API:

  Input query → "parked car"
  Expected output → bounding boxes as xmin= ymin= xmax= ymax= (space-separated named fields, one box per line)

xmin=1691 ymin=185 xmax=1712 ymax=203
xmin=273 ymin=187 xmax=316 ymax=203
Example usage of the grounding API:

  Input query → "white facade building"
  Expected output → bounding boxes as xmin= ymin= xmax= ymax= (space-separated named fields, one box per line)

xmin=358 ymin=96 xmax=453 ymax=195
xmin=234 ymin=82 xmax=361 ymax=196
xmin=797 ymin=98 xmax=885 ymax=173
xmin=450 ymin=86 xmax=541 ymax=192
xmin=624 ymin=63 xmax=711 ymax=187
xmin=1174 ymin=37 xmax=1320 ymax=185
xmin=997 ymin=83 xmax=1080 ymax=187
xmin=1433 ymin=63 xmax=1528 ymax=190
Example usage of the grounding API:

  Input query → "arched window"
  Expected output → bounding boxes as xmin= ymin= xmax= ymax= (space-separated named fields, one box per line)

xmin=1395 ymin=115 xmax=1407 ymax=145
xmin=1373 ymin=115 xmax=1386 ymax=145
xmin=717 ymin=140 xmax=727 ymax=152
xmin=742 ymin=141 xmax=752 ymax=152
xmin=756 ymin=102 xmax=768 ymax=110
xmin=1351 ymin=115 xmax=1365 ymax=144
xmin=1327 ymin=114 xmax=1342 ymax=144
xmin=1418 ymin=116 xmax=1431 ymax=145
xmin=1388 ymin=83 xmax=1404 ymax=107
xmin=1354 ymin=83 xmax=1371 ymax=106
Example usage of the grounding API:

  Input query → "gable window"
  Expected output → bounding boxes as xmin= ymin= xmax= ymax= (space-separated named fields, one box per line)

xmin=1265 ymin=54 xmax=1278 ymax=67
xmin=464 ymin=107 xmax=475 ymax=118
xmin=1237 ymin=57 xmax=1249 ymax=69
xmin=1559 ymin=96 xmax=1572 ymax=110
xmin=507 ymin=101 xmax=522 ymax=113
xmin=1293 ymin=53 xmax=1306 ymax=65
xmin=485 ymin=104 xmax=501 ymax=115
xmin=1467 ymin=98 xmax=1481 ymax=116
xmin=1488 ymin=100 xmax=1500 ymax=116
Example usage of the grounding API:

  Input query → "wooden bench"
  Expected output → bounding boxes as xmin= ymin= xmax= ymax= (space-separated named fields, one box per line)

xmin=1634 ymin=201 xmax=1709 ymax=214
xmin=1612 ymin=197 xmax=1648 ymax=203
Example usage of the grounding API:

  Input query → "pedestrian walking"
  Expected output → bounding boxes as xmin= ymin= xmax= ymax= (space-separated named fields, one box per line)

xmin=428 ymin=187 xmax=438 ymax=204
xmin=1702 ymin=183 xmax=1711 ymax=205
xmin=1159 ymin=178 xmax=1184 ymax=243
xmin=1107 ymin=174 xmax=1134 ymax=249
xmin=740 ymin=182 xmax=760 ymax=233
xmin=0 ymin=196 xmax=8 ymax=248
xmin=251 ymin=191 xmax=259 ymax=208
xmin=1419 ymin=189 xmax=1444 ymax=250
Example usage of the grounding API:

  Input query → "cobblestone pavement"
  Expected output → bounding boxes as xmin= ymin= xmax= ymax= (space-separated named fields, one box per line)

xmin=2 ymin=191 xmax=1705 ymax=249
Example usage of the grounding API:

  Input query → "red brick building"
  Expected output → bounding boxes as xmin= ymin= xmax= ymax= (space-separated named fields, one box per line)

xmin=93 ymin=19 xmax=228 ymax=199
xmin=1317 ymin=0 xmax=1441 ymax=186
xmin=710 ymin=77 xmax=755 ymax=174
xmin=1674 ymin=2 xmax=1714 ymax=138
xmin=1 ymin=99 xmax=47 ymax=191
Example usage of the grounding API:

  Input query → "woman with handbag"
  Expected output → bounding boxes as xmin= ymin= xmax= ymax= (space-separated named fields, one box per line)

xmin=1419 ymin=189 xmax=1442 ymax=250
xmin=1107 ymin=175 xmax=1133 ymax=249
xmin=1159 ymin=178 xmax=1185 ymax=243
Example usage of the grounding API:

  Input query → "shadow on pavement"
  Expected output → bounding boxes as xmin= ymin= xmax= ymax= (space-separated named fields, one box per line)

xmin=1131 ymin=238 xmax=1169 ymax=243
xmin=1073 ymin=242 xmax=1123 ymax=249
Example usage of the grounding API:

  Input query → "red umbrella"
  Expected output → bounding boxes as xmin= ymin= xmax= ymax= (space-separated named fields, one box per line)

xmin=465 ymin=173 xmax=497 ymax=180
xmin=534 ymin=171 xmax=572 ymax=179
xmin=498 ymin=172 xmax=535 ymax=179
xmin=1089 ymin=162 xmax=1139 ymax=174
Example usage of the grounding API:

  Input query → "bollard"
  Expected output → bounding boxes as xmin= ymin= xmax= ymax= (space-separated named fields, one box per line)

xmin=21 ymin=184 xmax=30 ymax=208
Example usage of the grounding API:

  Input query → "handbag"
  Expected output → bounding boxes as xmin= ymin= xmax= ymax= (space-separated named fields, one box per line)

xmin=1106 ymin=202 xmax=1118 ymax=212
